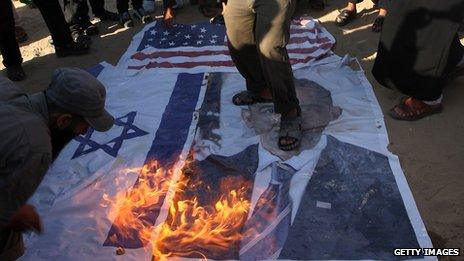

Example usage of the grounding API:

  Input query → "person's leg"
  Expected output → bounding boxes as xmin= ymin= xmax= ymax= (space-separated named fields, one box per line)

xmin=116 ymin=0 xmax=130 ymax=15
xmin=253 ymin=0 xmax=299 ymax=115
xmin=88 ymin=0 xmax=105 ymax=16
xmin=335 ymin=0 xmax=361 ymax=26
xmin=223 ymin=0 xmax=270 ymax=102
xmin=0 ymin=0 xmax=25 ymax=81
xmin=33 ymin=0 xmax=90 ymax=56
xmin=254 ymin=0 xmax=301 ymax=149
xmin=33 ymin=0 xmax=74 ymax=48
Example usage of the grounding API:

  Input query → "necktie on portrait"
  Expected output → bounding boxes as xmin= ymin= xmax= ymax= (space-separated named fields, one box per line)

xmin=239 ymin=162 xmax=296 ymax=261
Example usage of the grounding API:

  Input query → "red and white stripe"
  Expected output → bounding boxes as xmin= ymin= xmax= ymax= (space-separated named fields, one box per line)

xmin=123 ymin=18 xmax=335 ymax=73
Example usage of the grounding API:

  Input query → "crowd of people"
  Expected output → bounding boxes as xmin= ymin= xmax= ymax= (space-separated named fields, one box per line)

xmin=1 ymin=0 xmax=464 ymax=259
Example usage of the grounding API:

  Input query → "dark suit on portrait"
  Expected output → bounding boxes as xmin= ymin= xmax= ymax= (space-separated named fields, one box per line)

xmin=280 ymin=136 xmax=421 ymax=260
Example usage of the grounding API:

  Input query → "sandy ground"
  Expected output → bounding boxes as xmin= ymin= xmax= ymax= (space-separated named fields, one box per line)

xmin=2 ymin=0 xmax=463 ymax=256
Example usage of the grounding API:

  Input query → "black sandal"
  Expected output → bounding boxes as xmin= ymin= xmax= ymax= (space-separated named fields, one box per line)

xmin=372 ymin=16 xmax=385 ymax=32
xmin=232 ymin=91 xmax=273 ymax=106
xmin=278 ymin=108 xmax=302 ymax=151
xmin=335 ymin=9 xmax=356 ymax=26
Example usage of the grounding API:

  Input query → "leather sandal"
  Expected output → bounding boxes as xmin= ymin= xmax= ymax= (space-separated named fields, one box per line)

xmin=335 ymin=9 xmax=356 ymax=26
xmin=389 ymin=97 xmax=443 ymax=121
xmin=372 ymin=16 xmax=385 ymax=32
xmin=279 ymin=108 xmax=302 ymax=151
xmin=232 ymin=90 xmax=273 ymax=106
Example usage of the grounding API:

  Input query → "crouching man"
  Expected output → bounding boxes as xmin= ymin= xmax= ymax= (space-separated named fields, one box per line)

xmin=0 ymin=68 xmax=114 ymax=260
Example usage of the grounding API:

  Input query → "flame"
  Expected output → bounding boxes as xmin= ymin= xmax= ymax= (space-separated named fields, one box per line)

xmin=103 ymin=159 xmax=252 ymax=260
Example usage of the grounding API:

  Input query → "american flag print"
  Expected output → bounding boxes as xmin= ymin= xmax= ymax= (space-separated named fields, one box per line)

xmin=122 ymin=18 xmax=336 ymax=73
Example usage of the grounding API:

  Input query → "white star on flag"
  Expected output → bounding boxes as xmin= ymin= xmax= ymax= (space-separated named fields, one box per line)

xmin=150 ymin=30 xmax=156 ymax=35
xmin=161 ymin=37 xmax=167 ymax=41
xmin=212 ymin=35 xmax=218 ymax=38
xmin=191 ymin=25 xmax=197 ymax=29
xmin=197 ymin=40 xmax=203 ymax=44
xmin=200 ymin=28 xmax=207 ymax=33
xmin=198 ymin=35 xmax=205 ymax=39
xmin=163 ymin=31 xmax=170 ymax=36
xmin=210 ymin=39 xmax=217 ymax=44
xmin=185 ymin=34 xmax=191 ymax=39
xmin=169 ymin=41 xmax=175 ymax=46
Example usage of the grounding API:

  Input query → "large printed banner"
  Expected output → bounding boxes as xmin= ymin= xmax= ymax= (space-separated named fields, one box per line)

xmin=23 ymin=62 xmax=435 ymax=261
xmin=23 ymin=20 xmax=435 ymax=261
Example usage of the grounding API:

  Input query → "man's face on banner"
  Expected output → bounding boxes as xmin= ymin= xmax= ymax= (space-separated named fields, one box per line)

xmin=242 ymin=78 xmax=342 ymax=160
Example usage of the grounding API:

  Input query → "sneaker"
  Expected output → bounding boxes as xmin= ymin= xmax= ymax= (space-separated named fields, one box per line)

xmin=133 ymin=7 xmax=153 ymax=24
xmin=119 ymin=12 xmax=134 ymax=28
xmin=55 ymin=41 xmax=90 ymax=57
xmin=71 ymin=31 xmax=92 ymax=46
xmin=81 ymin=21 xmax=100 ymax=36
xmin=6 ymin=64 xmax=26 ymax=81
xmin=95 ymin=10 xmax=119 ymax=21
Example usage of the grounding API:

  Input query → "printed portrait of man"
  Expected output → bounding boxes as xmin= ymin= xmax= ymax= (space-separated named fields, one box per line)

xmin=241 ymin=78 xmax=342 ymax=160
xmin=163 ymin=72 xmax=422 ymax=260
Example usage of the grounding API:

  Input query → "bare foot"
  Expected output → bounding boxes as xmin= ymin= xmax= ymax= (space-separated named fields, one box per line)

xmin=163 ymin=7 xmax=174 ymax=28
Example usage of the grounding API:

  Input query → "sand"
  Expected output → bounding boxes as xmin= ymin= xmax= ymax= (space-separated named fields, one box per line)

xmin=2 ymin=0 xmax=463 ymax=257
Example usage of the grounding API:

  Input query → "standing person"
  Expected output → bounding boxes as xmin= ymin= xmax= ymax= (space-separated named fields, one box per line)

xmin=335 ymin=0 xmax=390 ymax=32
xmin=62 ymin=0 xmax=119 ymax=37
xmin=0 ymin=0 xmax=25 ymax=81
xmin=117 ymin=0 xmax=152 ymax=28
xmin=372 ymin=0 xmax=464 ymax=121
xmin=0 ymin=68 xmax=114 ymax=261
xmin=223 ymin=0 xmax=303 ymax=151
xmin=33 ymin=0 xmax=91 ymax=56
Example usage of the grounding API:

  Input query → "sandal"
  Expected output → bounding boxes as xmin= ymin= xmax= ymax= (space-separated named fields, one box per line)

xmin=335 ymin=9 xmax=356 ymax=26
xmin=279 ymin=108 xmax=302 ymax=151
xmin=308 ymin=0 xmax=325 ymax=11
xmin=372 ymin=16 xmax=385 ymax=32
xmin=389 ymin=97 xmax=443 ymax=121
xmin=232 ymin=90 xmax=273 ymax=106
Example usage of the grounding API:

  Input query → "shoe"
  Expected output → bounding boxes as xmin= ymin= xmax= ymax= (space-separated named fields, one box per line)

xmin=70 ymin=27 xmax=92 ymax=45
xmin=81 ymin=21 xmax=99 ymax=36
xmin=6 ymin=64 xmax=26 ymax=81
xmin=15 ymin=26 xmax=28 ymax=43
xmin=210 ymin=14 xmax=224 ymax=25
xmin=95 ymin=10 xmax=119 ymax=21
xmin=119 ymin=12 xmax=134 ymax=28
xmin=335 ymin=9 xmax=356 ymax=26
xmin=55 ymin=41 xmax=90 ymax=57
xmin=133 ymin=7 xmax=153 ymax=24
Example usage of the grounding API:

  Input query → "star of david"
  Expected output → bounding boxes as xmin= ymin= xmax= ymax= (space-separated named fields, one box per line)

xmin=72 ymin=111 xmax=149 ymax=159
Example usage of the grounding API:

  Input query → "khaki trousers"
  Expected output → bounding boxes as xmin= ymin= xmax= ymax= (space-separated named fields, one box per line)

xmin=223 ymin=0 xmax=299 ymax=114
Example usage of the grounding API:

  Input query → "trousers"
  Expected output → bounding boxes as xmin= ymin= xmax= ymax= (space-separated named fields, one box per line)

xmin=0 ymin=0 xmax=22 ymax=67
xmin=33 ymin=0 xmax=74 ymax=48
xmin=223 ymin=0 xmax=299 ymax=114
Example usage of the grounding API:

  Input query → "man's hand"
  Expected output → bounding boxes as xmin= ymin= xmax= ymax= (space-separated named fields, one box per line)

xmin=7 ymin=204 xmax=42 ymax=233
xmin=163 ymin=7 xmax=175 ymax=28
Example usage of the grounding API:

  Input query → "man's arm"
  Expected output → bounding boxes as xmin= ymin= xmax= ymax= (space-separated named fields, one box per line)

xmin=0 ymin=150 xmax=51 ymax=230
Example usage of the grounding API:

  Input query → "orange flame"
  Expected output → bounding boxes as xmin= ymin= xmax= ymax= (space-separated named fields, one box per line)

xmin=103 ymin=159 xmax=253 ymax=259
